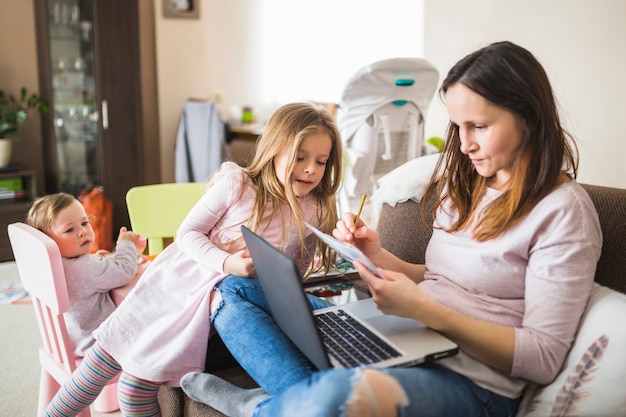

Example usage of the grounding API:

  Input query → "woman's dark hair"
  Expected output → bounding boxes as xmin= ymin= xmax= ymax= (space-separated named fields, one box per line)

xmin=424 ymin=41 xmax=578 ymax=240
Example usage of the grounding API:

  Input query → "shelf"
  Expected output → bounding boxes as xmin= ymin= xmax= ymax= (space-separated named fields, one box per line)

xmin=0 ymin=170 xmax=37 ymax=261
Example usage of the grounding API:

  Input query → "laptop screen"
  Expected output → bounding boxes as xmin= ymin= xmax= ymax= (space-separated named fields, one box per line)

xmin=241 ymin=225 xmax=332 ymax=370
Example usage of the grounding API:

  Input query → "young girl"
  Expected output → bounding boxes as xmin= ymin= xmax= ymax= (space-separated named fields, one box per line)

xmin=42 ymin=102 xmax=343 ymax=417
xmin=180 ymin=42 xmax=603 ymax=417
xmin=26 ymin=193 xmax=146 ymax=356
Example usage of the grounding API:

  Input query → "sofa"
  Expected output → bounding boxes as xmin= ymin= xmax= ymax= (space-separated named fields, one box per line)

xmin=159 ymin=182 xmax=626 ymax=416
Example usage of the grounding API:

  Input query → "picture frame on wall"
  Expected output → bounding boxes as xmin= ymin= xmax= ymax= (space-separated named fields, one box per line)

xmin=163 ymin=0 xmax=199 ymax=19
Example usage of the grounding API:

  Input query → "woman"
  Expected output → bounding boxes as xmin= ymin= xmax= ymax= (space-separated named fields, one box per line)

xmin=182 ymin=41 xmax=602 ymax=417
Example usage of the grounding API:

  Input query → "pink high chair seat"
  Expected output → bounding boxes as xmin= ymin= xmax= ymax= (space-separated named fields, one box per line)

xmin=7 ymin=222 xmax=119 ymax=416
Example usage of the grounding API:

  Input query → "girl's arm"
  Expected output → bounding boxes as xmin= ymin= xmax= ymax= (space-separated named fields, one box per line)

xmin=176 ymin=163 xmax=249 ymax=273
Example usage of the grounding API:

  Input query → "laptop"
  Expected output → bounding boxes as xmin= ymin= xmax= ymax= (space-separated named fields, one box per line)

xmin=241 ymin=225 xmax=458 ymax=370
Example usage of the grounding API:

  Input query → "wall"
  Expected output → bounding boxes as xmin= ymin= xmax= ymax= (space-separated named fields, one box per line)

xmin=422 ymin=0 xmax=626 ymax=188
xmin=0 ymin=1 xmax=45 ymax=191
xmin=154 ymin=0 xmax=625 ymax=187
xmin=0 ymin=1 xmax=159 ymax=192
xmin=153 ymin=0 xmax=426 ymax=183
xmin=1 ymin=1 xmax=624 ymax=189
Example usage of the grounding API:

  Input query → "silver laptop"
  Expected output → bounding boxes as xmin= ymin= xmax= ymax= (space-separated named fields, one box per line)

xmin=241 ymin=226 xmax=458 ymax=370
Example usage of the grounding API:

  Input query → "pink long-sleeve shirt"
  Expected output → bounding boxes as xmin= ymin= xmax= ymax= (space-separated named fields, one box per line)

xmin=419 ymin=180 xmax=602 ymax=398
xmin=94 ymin=162 xmax=319 ymax=385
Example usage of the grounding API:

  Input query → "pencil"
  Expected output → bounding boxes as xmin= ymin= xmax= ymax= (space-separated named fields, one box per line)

xmin=353 ymin=193 xmax=367 ymax=228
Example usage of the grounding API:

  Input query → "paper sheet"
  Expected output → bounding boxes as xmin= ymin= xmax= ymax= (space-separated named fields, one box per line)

xmin=305 ymin=223 xmax=382 ymax=278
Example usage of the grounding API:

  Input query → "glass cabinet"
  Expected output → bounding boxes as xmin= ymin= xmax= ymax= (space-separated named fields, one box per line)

xmin=45 ymin=0 xmax=99 ymax=195
xmin=35 ymin=0 xmax=156 ymax=236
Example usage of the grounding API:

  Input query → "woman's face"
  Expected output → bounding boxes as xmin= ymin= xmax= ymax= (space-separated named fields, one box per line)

xmin=48 ymin=200 xmax=95 ymax=258
xmin=446 ymin=83 xmax=524 ymax=190
xmin=274 ymin=132 xmax=332 ymax=197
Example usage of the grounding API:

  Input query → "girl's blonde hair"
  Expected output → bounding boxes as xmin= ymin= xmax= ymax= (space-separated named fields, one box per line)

xmin=26 ymin=192 xmax=78 ymax=234
xmin=238 ymin=102 xmax=343 ymax=274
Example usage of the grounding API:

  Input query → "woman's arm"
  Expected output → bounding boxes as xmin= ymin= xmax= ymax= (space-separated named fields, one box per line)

xmin=333 ymin=215 xmax=427 ymax=283
xmin=355 ymin=263 xmax=515 ymax=373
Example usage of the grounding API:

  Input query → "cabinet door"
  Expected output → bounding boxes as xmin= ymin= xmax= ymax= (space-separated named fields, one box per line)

xmin=35 ymin=0 xmax=144 ymax=236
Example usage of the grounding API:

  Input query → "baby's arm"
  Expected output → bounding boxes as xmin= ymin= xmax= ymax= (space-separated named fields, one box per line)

xmin=90 ymin=227 xmax=146 ymax=291
xmin=116 ymin=226 xmax=147 ymax=256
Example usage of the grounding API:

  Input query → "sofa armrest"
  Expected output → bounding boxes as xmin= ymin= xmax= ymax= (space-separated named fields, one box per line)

xmin=581 ymin=184 xmax=626 ymax=294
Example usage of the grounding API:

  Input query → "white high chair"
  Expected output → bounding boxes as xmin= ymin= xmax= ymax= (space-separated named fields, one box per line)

xmin=337 ymin=57 xmax=439 ymax=223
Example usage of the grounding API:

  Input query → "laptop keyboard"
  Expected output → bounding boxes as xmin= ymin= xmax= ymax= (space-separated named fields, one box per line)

xmin=315 ymin=309 xmax=401 ymax=368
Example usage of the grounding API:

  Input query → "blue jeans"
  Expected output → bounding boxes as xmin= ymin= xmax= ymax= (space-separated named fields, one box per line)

xmin=212 ymin=276 xmax=521 ymax=417
xmin=212 ymin=276 xmax=332 ymax=394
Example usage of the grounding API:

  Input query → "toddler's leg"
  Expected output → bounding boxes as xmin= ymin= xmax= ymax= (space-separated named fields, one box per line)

xmin=43 ymin=343 xmax=121 ymax=417
xmin=117 ymin=373 xmax=161 ymax=417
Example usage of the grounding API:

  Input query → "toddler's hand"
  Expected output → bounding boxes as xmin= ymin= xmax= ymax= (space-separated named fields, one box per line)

xmin=134 ymin=235 xmax=147 ymax=256
xmin=117 ymin=226 xmax=147 ymax=255
xmin=223 ymin=249 xmax=255 ymax=277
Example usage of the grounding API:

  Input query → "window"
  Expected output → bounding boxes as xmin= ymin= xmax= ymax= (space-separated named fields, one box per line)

xmin=256 ymin=0 xmax=425 ymax=105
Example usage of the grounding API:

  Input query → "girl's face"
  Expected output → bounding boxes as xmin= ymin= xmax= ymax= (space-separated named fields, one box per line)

xmin=48 ymin=200 xmax=95 ymax=258
xmin=274 ymin=131 xmax=333 ymax=198
xmin=446 ymin=83 xmax=524 ymax=190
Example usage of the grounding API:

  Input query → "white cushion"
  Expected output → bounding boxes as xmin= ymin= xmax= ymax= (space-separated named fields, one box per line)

xmin=516 ymin=283 xmax=626 ymax=417
xmin=371 ymin=152 xmax=440 ymax=208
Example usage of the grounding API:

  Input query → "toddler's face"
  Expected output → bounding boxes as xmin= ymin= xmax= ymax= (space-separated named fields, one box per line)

xmin=49 ymin=200 xmax=96 ymax=258
xmin=274 ymin=132 xmax=332 ymax=198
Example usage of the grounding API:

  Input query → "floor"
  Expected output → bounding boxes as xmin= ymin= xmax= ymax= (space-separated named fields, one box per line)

xmin=0 ymin=261 xmax=121 ymax=416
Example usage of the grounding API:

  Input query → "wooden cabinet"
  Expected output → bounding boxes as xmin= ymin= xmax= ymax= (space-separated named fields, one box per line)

xmin=0 ymin=170 xmax=37 ymax=261
xmin=34 ymin=0 xmax=154 ymax=239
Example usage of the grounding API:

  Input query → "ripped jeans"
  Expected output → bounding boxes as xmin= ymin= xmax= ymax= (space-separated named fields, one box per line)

xmin=212 ymin=275 xmax=332 ymax=394
xmin=213 ymin=276 xmax=521 ymax=417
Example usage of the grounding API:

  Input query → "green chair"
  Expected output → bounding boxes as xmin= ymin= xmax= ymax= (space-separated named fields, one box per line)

xmin=125 ymin=182 xmax=205 ymax=256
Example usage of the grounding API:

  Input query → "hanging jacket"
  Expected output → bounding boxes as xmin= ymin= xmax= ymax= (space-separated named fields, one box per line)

xmin=175 ymin=99 xmax=226 ymax=183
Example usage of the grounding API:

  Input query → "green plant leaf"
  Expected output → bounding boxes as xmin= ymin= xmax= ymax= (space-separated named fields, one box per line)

xmin=0 ymin=86 xmax=49 ymax=137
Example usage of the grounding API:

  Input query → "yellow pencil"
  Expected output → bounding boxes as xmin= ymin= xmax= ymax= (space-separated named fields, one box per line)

xmin=353 ymin=193 xmax=367 ymax=229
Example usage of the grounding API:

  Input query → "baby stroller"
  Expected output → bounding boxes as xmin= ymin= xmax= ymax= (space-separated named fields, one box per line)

xmin=337 ymin=57 xmax=439 ymax=221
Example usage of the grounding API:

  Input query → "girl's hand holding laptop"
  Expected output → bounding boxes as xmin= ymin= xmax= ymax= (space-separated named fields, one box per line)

xmin=223 ymin=248 xmax=255 ymax=278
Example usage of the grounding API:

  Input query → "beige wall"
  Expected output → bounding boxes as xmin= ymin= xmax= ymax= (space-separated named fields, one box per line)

xmin=0 ymin=1 xmax=45 ymax=191
xmin=153 ymin=0 xmax=262 ymax=182
xmin=2 ymin=1 xmax=624 ymax=189
xmin=155 ymin=0 xmax=625 ymax=187
xmin=0 ymin=1 xmax=159 ymax=190
xmin=422 ymin=0 xmax=626 ymax=188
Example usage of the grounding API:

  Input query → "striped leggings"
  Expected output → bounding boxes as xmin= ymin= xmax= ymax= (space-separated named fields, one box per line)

xmin=43 ymin=342 xmax=162 ymax=417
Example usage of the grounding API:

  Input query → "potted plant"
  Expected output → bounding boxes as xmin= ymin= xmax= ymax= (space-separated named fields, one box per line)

xmin=0 ymin=87 xmax=49 ymax=168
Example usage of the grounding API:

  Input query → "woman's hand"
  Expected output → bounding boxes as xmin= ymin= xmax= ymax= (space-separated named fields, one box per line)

xmin=353 ymin=261 xmax=425 ymax=319
xmin=334 ymin=213 xmax=426 ymax=282
xmin=332 ymin=213 xmax=382 ymax=261
xmin=354 ymin=261 xmax=516 ymax=374
xmin=223 ymin=249 xmax=255 ymax=277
